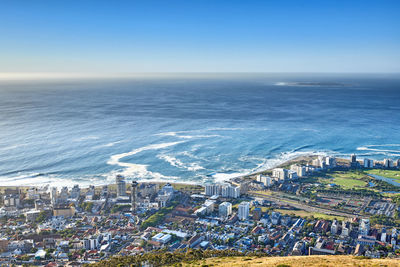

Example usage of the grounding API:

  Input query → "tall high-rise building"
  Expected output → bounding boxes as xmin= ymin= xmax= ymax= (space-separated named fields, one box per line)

xmin=290 ymin=165 xmax=306 ymax=177
xmin=341 ymin=221 xmax=351 ymax=237
xmin=363 ymin=158 xmax=374 ymax=168
xmin=205 ymin=183 xmax=240 ymax=198
xmin=59 ymin=187 xmax=68 ymax=202
xmin=325 ymin=157 xmax=337 ymax=168
xmin=384 ymin=158 xmax=394 ymax=168
xmin=257 ymin=174 xmax=274 ymax=186
xmin=350 ymin=154 xmax=358 ymax=168
xmin=70 ymin=185 xmax=80 ymax=199
xmin=360 ymin=219 xmax=370 ymax=236
xmin=131 ymin=181 xmax=138 ymax=214
xmin=331 ymin=220 xmax=338 ymax=235
xmin=272 ymin=168 xmax=287 ymax=182
xmin=381 ymin=228 xmax=387 ymax=243
xmin=238 ymin=201 xmax=250 ymax=221
xmin=219 ymin=202 xmax=232 ymax=218
xmin=50 ymin=187 xmax=57 ymax=206
xmin=116 ymin=175 xmax=126 ymax=197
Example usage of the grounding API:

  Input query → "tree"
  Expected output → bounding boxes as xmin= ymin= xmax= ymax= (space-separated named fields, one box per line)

xmin=35 ymin=211 xmax=48 ymax=223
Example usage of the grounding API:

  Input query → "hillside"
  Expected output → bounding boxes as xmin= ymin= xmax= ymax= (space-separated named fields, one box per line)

xmin=181 ymin=255 xmax=400 ymax=267
xmin=89 ymin=251 xmax=400 ymax=267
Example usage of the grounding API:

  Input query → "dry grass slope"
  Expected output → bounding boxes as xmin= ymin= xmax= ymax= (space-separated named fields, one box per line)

xmin=181 ymin=255 xmax=400 ymax=267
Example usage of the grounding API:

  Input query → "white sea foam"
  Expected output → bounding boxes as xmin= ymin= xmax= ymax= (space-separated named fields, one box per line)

xmin=95 ymin=140 xmax=123 ymax=148
xmin=178 ymin=134 xmax=221 ymax=139
xmin=360 ymin=144 xmax=400 ymax=147
xmin=357 ymin=145 xmax=400 ymax=154
xmin=107 ymin=141 xmax=184 ymax=179
xmin=158 ymin=154 xmax=204 ymax=171
xmin=155 ymin=131 xmax=220 ymax=139
xmin=0 ymin=173 xmax=95 ymax=188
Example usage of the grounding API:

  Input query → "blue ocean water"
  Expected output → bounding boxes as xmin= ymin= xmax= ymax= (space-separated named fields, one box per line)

xmin=0 ymin=73 xmax=399 ymax=187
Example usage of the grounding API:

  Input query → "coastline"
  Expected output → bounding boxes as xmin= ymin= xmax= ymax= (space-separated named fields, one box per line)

xmin=0 ymin=153 xmax=336 ymax=190
xmin=2 ymin=153 xmax=398 ymax=191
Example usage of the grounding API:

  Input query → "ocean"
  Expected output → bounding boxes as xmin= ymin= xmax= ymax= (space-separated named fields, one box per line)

xmin=0 ymin=73 xmax=399 ymax=187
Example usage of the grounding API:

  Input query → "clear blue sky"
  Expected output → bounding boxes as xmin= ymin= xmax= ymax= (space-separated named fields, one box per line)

xmin=1 ymin=0 xmax=399 ymax=73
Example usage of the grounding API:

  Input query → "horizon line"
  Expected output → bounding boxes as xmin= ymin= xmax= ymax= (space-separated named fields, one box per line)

xmin=0 ymin=71 xmax=399 ymax=81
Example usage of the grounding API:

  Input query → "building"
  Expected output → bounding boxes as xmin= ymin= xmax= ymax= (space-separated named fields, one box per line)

xmin=101 ymin=185 xmax=108 ymax=199
xmin=152 ymin=233 xmax=172 ymax=244
xmin=364 ymin=158 xmax=374 ymax=168
xmin=219 ymin=202 xmax=232 ymax=218
xmin=221 ymin=184 xmax=240 ymax=198
xmin=238 ymin=201 xmax=250 ymax=221
xmin=288 ymin=170 xmax=298 ymax=180
xmin=360 ymin=219 xmax=370 ymax=236
xmin=194 ymin=206 xmax=207 ymax=216
xmin=25 ymin=210 xmax=41 ymax=222
xmin=351 ymin=154 xmax=357 ymax=163
xmin=85 ymin=185 xmax=95 ymax=200
xmin=384 ymin=159 xmax=394 ymax=168
xmin=83 ymin=238 xmax=98 ymax=250
xmin=59 ymin=187 xmax=68 ymax=202
xmin=53 ymin=205 xmax=75 ymax=217
xmin=381 ymin=228 xmax=387 ymax=243
xmin=203 ymin=200 xmax=215 ymax=214
xmin=3 ymin=194 xmax=20 ymax=207
xmin=138 ymin=183 xmax=158 ymax=198
xmin=341 ymin=221 xmax=351 ymax=237
xmin=50 ymin=187 xmax=57 ymax=206
xmin=309 ymin=247 xmax=335 ymax=255
xmin=70 ymin=185 xmax=80 ymax=199
xmin=205 ymin=183 xmax=240 ymax=198
xmin=256 ymin=174 xmax=273 ymax=186
xmin=292 ymin=241 xmax=305 ymax=255
xmin=350 ymin=154 xmax=358 ymax=168
xmin=271 ymin=211 xmax=281 ymax=225
xmin=325 ymin=157 xmax=337 ymax=168
xmin=131 ymin=181 xmax=138 ymax=213
xmin=187 ymin=234 xmax=204 ymax=248
xmin=205 ymin=184 xmax=220 ymax=196
xmin=290 ymin=165 xmax=306 ymax=177
xmin=34 ymin=199 xmax=44 ymax=211
xmin=252 ymin=207 xmax=262 ymax=221
xmin=156 ymin=183 xmax=175 ymax=208
xmin=116 ymin=175 xmax=126 ymax=197
xmin=331 ymin=220 xmax=339 ymax=235
xmin=357 ymin=235 xmax=376 ymax=246
xmin=272 ymin=168 xmax=287 ymax=182
xmin=0 ymin=240 xmax=9 ymax=252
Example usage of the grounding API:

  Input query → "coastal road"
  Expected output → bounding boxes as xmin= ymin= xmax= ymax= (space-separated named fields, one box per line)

xmin=249 ymin=191 xmax=358 ymax=219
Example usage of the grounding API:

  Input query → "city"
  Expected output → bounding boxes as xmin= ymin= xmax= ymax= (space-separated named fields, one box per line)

xmin=1 ymin=155 xmax=400 ymax=265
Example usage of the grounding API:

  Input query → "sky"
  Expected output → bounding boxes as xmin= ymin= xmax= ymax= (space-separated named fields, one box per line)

xmin=0 ymin=0 xmax=399 ymax=74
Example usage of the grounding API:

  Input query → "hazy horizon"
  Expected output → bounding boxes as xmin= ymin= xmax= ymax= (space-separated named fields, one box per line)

xmin=1 ymin=72 xmax=400 ymax=82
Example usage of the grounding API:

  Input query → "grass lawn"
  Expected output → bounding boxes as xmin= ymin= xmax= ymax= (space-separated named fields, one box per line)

xmin=320 ymin=171 xmax=367 ymax=189
xmin=366 ymin=169 xmax=400 ymax=181
xmin=274 ymin=208 xmax=345 ymax=221
xmin=252 ymin=190 xmax=273 ymax=196
xmin=329 ymin=177 xmax=366 ymax=189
